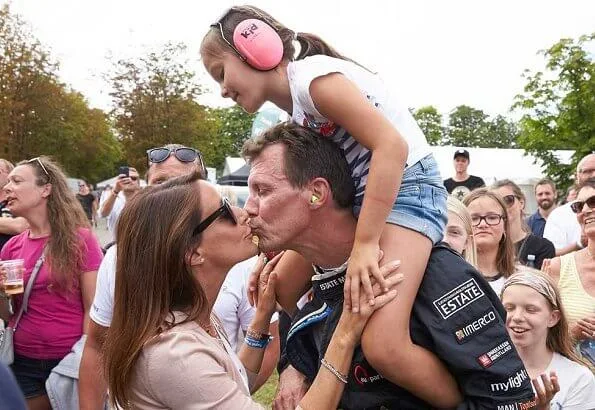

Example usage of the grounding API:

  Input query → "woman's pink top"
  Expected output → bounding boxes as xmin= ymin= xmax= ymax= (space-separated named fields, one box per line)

xmin=1 ymin=228 xmax=103 ymax=359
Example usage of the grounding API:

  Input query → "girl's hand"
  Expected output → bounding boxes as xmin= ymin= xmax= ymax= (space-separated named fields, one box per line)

xmin=252 ymin=252 xmax=285 ymax=315
xmin=337 ymin=260 xmax=403 ymax=346
xmin=345 ymin=242 xmax=389 ymax=313
xmin=533 ymin=371 xmax=559 ymax=409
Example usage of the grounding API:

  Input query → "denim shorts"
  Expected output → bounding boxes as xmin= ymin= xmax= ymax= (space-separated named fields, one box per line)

xmin=354 ymin=154 xmax=447 ymax=244
xmin=10 ymin=354 xmax=61 ymax=398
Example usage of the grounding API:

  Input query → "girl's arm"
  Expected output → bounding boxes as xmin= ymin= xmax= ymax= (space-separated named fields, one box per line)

xmin=309 ymin=73 xmax=407 ymax=311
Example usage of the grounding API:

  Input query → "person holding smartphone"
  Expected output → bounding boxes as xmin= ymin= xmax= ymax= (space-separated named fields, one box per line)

xmin=97 ymin=166 xmax=140 ymax=242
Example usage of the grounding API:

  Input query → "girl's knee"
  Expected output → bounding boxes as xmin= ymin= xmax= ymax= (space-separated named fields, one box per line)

xmin=361 ymin=330 xmax=412 ymax=370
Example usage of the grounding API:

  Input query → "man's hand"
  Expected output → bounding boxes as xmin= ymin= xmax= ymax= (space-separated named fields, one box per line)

xmin=273 ymin=365 xmax=310 ymax=410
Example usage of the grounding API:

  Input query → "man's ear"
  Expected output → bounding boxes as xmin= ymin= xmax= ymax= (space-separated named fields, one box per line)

xmin=308 ymin=177 xmax=331 ymax=206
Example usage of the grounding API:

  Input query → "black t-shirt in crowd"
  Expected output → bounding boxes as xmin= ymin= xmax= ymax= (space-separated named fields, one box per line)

xmin=76 ymin=193 xmax=95 ymax=220
xmin=0 ymin=201 xmax=16 ymax=251
xmin=443 ymin=175 xmax=486 ymax=200
xmin=515 ymin=233 xmax=555 ymax=269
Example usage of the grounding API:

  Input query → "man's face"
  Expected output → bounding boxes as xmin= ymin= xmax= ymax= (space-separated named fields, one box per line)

xmin=78 ymin=183 xmax=89 ymax=195
xmin=245 ymin=144 xmax=310 ymax=251
xmin=535 ymin=184 xmax=556 ymax=211
xmin=148 ymin=154 xmax=198 ymax=185
xmin=577 ymin=155 xmax=595 ymax=185
xmin=454 ymin=156 xmax=469 ymax=173
xmin=122 ymin=168 xmax=141 ymax=193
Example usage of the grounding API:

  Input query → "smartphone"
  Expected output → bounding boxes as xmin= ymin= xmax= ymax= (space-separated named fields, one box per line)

xmin=118 ymin=166 xmax=129 ymax=177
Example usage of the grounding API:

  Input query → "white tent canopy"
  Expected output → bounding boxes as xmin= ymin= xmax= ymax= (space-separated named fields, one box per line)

xmin=431 ymin=146 xmax=574 ymax=185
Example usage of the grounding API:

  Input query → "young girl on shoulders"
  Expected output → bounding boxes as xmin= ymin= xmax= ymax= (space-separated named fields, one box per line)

xmin=201 ymin=6 xmax=458 ymax=405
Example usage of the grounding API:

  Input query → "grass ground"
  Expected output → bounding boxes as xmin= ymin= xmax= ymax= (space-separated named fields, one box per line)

xmin=252 ymin=370 xmax=279 ymax=408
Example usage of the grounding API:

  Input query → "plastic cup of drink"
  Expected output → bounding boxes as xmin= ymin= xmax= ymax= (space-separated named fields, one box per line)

xmin=2 ymin=259 xmax=25 ymax=295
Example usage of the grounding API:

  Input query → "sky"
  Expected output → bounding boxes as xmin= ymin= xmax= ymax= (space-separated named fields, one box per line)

xmin=4 ymin=0 xmax=595 ymax=118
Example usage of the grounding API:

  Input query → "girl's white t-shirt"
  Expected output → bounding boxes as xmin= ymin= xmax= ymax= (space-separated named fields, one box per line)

xmin=543 ymin=352 xmax=595 ymax=409
xmin=287 ymin=55 xmax=430 ymax=201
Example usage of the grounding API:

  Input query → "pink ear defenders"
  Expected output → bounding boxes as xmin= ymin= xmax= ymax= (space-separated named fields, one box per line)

xmin=211 ymin=10 xmax=284 ymax=71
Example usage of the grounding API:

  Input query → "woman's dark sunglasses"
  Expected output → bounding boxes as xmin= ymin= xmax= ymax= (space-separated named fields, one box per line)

xmin=570 ymin=195 xmax=595 ymax=214
xmin=147 ymin=147 xmax=205 ymax=171
xmin=193 ymin=197 xmax=237 ymax=235
xmin=502 ymin=194 xmax=517 ymax=207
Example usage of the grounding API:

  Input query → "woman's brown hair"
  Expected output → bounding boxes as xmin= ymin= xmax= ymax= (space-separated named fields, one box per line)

xmin=201 ymin=5 xmax=356 ymax=65
xmin=18 ymin=156 xmax=90 ymax=292
xmin=104 ymin=171 xmax=207 ymax=408
xmin=463 ymin=188 xmax=516 ymax=278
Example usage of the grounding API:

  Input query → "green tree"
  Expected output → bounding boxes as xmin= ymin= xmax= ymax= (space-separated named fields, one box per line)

xmin=483 ymin=115 xmax=519 ymax=149
xmin=444 ymin=105 xmax=518 ymax=148
xmin=108 ymin=42 xmax=214 ymax=174
xmin=412 ymin=106 xmax=443 ymax=145
xmin=513 ymin=33 xmax=595 ymax=191
xmin=205 ymin=106 xmax=255 ymax=166
xmin=0 ymin=4 xmax=121 ymax=182
xmin=444 ymin=105 xmax=489 ymax=147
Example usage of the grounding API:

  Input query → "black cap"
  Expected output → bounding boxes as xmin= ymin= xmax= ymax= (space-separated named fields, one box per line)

xmin=454 ymin=149 xmax=470 ymax=160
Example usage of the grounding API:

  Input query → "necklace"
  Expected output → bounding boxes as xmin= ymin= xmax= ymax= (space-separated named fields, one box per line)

xmin=484 ymin=273 xmax=503 ymax=282
xmin=198 ymin=316 xmax=217 ymax=337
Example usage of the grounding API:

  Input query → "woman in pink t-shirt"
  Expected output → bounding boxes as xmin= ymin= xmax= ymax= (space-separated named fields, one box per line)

xmin=0 ymin=156 xmax=103 ymax=410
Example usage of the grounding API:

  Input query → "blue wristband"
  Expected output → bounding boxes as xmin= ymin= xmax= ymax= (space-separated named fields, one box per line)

xmin=245 ymin=335 xmax=272 ymax=349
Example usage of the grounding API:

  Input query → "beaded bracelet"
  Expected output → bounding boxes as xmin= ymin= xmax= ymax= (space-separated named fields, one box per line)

xmin=246 ymin=328 xmax=270 ymax=341
xmin=245 ymin=335 xmax=272 ymax=349
xmin=320 ymin=358 xmax=348 ymax=384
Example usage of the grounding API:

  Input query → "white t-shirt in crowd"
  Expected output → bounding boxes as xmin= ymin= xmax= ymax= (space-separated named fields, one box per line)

xmin=487 ymin=276 xmax=506 ymax=297
xmin=97 ymin=192 xmax=126 ymax=242
xmin=543 ymin=203 xmax=581 ymax=251
xmin=213 ymin=256 xmax=278 ymax=352
xmin=542 ymin=352 xmax=595 ymax=409
xmin=90 ymin=248 xmax=277 ymax=349
xmin=288 ymin=55 xmax=430 ymax=202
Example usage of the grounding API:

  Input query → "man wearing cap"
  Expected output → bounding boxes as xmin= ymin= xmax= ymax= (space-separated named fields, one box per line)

xmin=443 ymin=149 xmax=485 ymax=200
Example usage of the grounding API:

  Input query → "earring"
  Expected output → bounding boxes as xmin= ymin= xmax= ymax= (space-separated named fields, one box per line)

xmin=197 ymin=257 xmax=205 ymax=264
xmin=310 ymin=195 xmax=319 ymax=204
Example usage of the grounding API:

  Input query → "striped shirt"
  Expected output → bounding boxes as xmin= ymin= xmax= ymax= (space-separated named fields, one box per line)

xmin=288 ymin=55 xmax=430 ymax=203
xmin=558 ymin=253 xmax=595 ymax=323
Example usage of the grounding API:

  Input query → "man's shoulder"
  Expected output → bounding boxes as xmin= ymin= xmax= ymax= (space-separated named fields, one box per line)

xmin=547 ymin=203 xmax=573 ymax=221
xmin=468 ymin=175 xmax=485 ymax=186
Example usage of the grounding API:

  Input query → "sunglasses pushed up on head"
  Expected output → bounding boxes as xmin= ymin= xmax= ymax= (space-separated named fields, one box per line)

xmin=146 ymin=147 xmax=206 ymax=176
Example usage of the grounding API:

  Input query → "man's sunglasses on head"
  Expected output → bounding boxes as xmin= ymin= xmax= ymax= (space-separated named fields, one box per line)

xmin=147 ymin=147 xmax=206 ymax=173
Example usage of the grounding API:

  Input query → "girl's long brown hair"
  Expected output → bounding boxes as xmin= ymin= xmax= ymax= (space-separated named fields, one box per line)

xmin=503 ymin=268 xmax=594 ymax=371
xmin=201 ymin=5 xmax=357 ymax=65
xmin=104 ymin=171 xmax=207 ymax=409
xmin=463 ymin=188 xmax=516 ymax=278
xmin=19 ymin=157 xmax=90 ymax=292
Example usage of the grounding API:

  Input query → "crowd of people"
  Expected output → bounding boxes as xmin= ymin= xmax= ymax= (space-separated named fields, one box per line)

xmin=0 ymin=4 xmax=594 ymax=410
